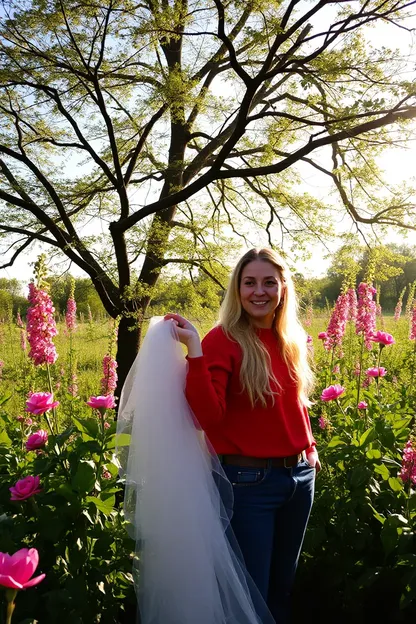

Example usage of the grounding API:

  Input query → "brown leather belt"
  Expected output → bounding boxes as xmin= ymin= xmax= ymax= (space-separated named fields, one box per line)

xmin=221 ymin=453 xmax=303 ymax=468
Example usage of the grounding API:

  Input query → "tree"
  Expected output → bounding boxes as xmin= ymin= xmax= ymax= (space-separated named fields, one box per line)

xmin=1 ymin=0 xmax=416 ymax=394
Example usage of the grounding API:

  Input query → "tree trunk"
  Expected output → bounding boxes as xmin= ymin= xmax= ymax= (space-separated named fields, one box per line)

xmin=115 ymin=313 xmax=140 ymax=402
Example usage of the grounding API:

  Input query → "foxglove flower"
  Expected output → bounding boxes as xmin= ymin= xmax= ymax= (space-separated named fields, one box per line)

xmin=356 ymin=283 xmax=377 ymax=350
xmin=26 ymin=283 xmax=58 ymax=365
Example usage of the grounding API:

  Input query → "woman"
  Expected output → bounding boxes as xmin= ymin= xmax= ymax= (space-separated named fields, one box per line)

xmin=165 ymin=248 xmax=320 ymax=623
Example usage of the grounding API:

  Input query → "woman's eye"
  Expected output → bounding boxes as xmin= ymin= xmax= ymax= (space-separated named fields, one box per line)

xmin=266 ymin=281 xmax=276 ymax=286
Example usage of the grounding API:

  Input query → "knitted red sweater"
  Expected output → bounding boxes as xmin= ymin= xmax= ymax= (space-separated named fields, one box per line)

xmin=185 ymin=325 xmax=316 ymax=457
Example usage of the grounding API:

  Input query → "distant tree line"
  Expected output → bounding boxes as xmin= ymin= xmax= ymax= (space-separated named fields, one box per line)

xmin=1 ymin=244 xmax=415 ymax=322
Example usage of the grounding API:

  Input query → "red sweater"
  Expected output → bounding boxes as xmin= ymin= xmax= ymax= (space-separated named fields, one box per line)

xmin=186 ymin=325 xmax=316 ymax=458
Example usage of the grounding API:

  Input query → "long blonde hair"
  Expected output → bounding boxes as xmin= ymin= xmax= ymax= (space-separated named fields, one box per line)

xmin=218 ymin=248 xmax=314 ymax=407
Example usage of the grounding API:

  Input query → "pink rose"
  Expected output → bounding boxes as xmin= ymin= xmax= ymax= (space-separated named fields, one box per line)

xmin=0 ymin=548 xmax=45 ymax=590
xmin=318 ymin=332 xmax=327 ymax=340
xmin=371 ymin=331 xmax=395 ymax=346
xmin=26 ymin=392 xmax=59 ymax=415
xmin=26 ymin=430 xmax=48 ymax=451
xmin=365 ymin=367 xmax=387 ymax=378
xmin=357 ymin=401 xmax=368 ymax=409
xmin=320 ymin=384 xmax=346 ymax=402
xmin=10 ymin=476 xmax=42 ymax=501
xmin=86 ymin=395 xmax=116 ymax=411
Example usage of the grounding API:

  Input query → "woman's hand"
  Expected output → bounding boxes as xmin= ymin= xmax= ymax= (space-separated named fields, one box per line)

xmin=164 ymin=313 xmax=203 ymax=357
xmin=306 ymin=448 xmax=321 ymax=473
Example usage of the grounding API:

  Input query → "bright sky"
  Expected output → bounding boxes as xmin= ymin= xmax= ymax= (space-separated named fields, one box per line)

xmin=1 ymin=6 xmax=416 ymax=284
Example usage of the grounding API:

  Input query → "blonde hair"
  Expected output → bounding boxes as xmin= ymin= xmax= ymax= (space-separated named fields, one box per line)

xmin=218 ymin=248 xmax=314 ymax=407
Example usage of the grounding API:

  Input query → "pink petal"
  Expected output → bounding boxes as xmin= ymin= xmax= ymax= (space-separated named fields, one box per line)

xmin=23 ymin=573 xmax=45 ymax=588
xmin=9 ymin=549 xmax=37 ymax=584
xmin=0 ymin=574 xmax=23 ymax=589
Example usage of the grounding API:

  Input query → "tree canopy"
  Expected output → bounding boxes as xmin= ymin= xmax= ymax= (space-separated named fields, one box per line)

xmin=1 ymin=0 xmax=416 ymax=389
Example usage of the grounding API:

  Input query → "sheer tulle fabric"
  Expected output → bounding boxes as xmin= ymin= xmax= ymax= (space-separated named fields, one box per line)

xmin=116 ymin=317 xmax=274 ymax=624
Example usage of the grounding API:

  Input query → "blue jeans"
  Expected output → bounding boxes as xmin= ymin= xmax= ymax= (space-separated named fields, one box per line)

xmin=222 ymin=458 xmax=315 ymax=624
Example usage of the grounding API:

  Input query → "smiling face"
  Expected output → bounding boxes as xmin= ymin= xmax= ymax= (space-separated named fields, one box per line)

xmin=239 ymin=260 xmax=284 ymax=328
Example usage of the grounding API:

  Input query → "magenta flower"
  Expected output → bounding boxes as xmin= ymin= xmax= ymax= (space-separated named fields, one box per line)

xmin=65 ymin=296 xmax=77 ymax=332
xmin=87 ymin=395 xmax=116 ymax=411
xmin=365 ymin=367 xmax=387 ymax=378
xmin=10 ymin=476 xmax=42 ymax=501
xmin=410 ymin=306 xmax=416 ymax=341
xmin=320 ymin=384 xmax=346 ymax=402
xmin=26 ymin=430 xmax=48 ymax=451
xmin=68 ymin=372 xmax=78 ymax=397
xmin=318 ymin=416 xmax=328 ymax=429
xmin=16 ymin=311 xmax=24 ymax=328
xmin=26 ymin=392 xmax=59 ymax=415
xmin=356 ymin=283 xmax=377 ymax=349
xmin=347 ymin=288 xmax=358 ymax=321
xmin=324 ymin=293 xmax=349 ymax=351
xmin=394 ymin=300 xmax=402 ymax=321
xmin=20 ymin=329 xmax=27 ymax=352
xmin=371 ymin=331 xmax=395 ymax=347
xmin=318 ymin=332 xmax=327 ymax=340
xmin=307 ymin=335 xmax=313 ymax=344
xmin=400 ymin=439 xmax=416 ymax=484
xmin=357 ymin=401 xmax=368 ymax=410
xmin=26 ymin=282 xmax=58 ymax=366
xmin=0 ymin=548 xmax=45 ymax=590
xmin=100 ymin=354 xmax=118 ymax=396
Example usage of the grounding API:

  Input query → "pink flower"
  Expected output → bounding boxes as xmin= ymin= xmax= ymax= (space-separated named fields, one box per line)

xmin=16 ymin=416 xmax=25 ymax=423
xmin=356 ymin=283 xmax=377 ymax=350
xmin=324 ymin=293 xmax=349 ymax=351
xmin=304 ymin=305 xmax=313 ymax=327
xmin=318 ymin=416 xmax=328 ymax=429
xmin=394 ymin=300 xmax=402 ymax=321
xmin=0 ymin=360 xmax=3 ymax=379
xmin=399 ymin=439 xmax=416 ymax=485
xmin=100 ymin=354 xmax=118 ymax=396
xmin=371 ymin=331 xmax=395 ymax=347
xmin=332 ymin=364 xmax=340 ymax=374
xmin=26 ymin=392 xmax=59 ymax=415
xmin=365 ymin=367 xmax=387 ymax=378
xmin=318 ymin=332 xmax=327 ymax=340
xmin=26 ymin=430 xmax=48 ymax=451
xmin=26 ymin=283 xmax=58 ymax=366
xmin=307 ymin=335 xmax=313 ymax=344
xmin=16 ymin=311 xmax=24 ymax=328
xmin=347 ymin=288 xmax=358 ymax=321
xmin=68 ymin=372 xmax=78 ymax=397
xmin=320 ymin=384 xmax=346 ymax=402
xmin=357 ymin=401 xmax=368 ymax=410
xmin=410 ymin=305 xmax=416 ymax=341
xmin=104 ymin=421 xmax=111 ymax=429
xmin=0 ymin=548 xmax=45 ymax=590
xmin=10 ymin=476 xmax=42 ymax=501
xmin=25 ymin=418 xmax=33 ymax=426
xmin=20 ymin=329 xmax=27 ymax=352
xmin=102 ymin=470 xmax=112 ymax=480
xmin=87 ymin=395 xmax=116 ymax=411
xmin=65 ymin=297 xmax=77 ymax=332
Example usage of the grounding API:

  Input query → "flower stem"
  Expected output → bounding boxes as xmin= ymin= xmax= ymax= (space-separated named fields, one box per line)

xmin=5 ymin=590 xmax=17 ymax=624
xmin=46 ymin=363 xmax=58 ymax=434
xmin=356 ymin=335 xmax=365 ymax=406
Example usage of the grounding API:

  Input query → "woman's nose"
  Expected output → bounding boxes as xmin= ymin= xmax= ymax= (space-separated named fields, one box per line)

xmin=253 ymin=283 xmax=265 ymax=295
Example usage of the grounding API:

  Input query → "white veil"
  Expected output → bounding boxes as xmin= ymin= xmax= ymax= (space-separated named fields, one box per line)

xmin=116 ymin=317 xmax=275 ymax=624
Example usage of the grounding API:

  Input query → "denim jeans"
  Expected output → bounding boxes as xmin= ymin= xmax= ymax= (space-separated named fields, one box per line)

xmin=222 ymin=457 xmax=315 ymax=624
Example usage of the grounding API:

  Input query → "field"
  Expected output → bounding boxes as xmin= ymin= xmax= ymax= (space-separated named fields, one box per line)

xmin=0 ymin=300 xmax=415 ymax=622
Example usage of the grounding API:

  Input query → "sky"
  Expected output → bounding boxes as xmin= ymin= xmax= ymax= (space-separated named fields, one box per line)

xmin=1 ymin=4 xmax=416 ymax=284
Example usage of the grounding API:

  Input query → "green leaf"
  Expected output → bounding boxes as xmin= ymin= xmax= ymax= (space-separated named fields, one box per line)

xmin=350 ymin=465 xmax=371 ymax=488
xmin=107 ymin=433 xmax=131 ymax=449
xmin=72 ymin=462 xmax=96 ymax=494
xmin=366 ymin=448 xmax=381 ymax=459
xmin=0 ymin=427 xmax=11 ymax=446
xmin=388 ymin=477 xmax=403 ymax=492
xmin=86 ymin=495 xmax=114 ymax=515
xmin=380 ymin=522 xmax=398 ymax=556
xmin=0 ymin=394 xmax=11 ymax=406
xmin=327 ymin=436 xmax=346 ymax=448
xmin=73 ymin=416 xmax=99 ymax=439
xmin=359 ymin=427 xmax=376 ymax=447
xmin=373 ymin=463 xmax=390 ymax=480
